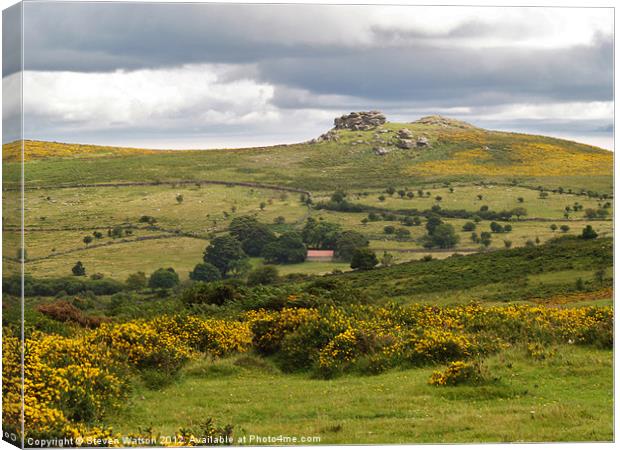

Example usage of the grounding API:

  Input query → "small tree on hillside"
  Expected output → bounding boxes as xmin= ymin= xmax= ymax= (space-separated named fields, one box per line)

xmin=72 ymin=261 xmax=86 ymax=276
xmin=148 ymin=268 xmax=180 ymax=291
xmin=581 ymin=225 xmax=598 ymax=240
xmin=462 ymin=222 xmax=476 ymax=232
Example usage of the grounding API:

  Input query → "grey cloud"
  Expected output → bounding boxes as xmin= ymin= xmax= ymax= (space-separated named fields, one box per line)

xmin=262 ymin=38 xmax=612 ymax=109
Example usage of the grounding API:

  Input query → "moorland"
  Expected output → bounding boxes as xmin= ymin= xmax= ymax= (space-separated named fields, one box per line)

xmin=2 ymin=113 xmax=614 ymax=445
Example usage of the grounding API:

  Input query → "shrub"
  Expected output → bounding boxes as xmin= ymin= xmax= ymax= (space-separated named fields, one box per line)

xmin=36 ymin=300 xmax=107 ymax=328
xmin=428 ymin=360 xmax=486 ymax=386
xmin=350 ymin=248 xmax=378 ymax=270
xmin=181 ymin=281 xmax=239 ymax=306
xmin=247 ymin=266 xmax=279 ymax=286
xmin=72 ymin=261 xmax=86 ymax=276
xmin=462 ymin=222 xmax=476 ymax=232
xmin=395 ymin=228 xmax=411 ymax=240
xmin=126 ymin=271 xmax=147 ymax=290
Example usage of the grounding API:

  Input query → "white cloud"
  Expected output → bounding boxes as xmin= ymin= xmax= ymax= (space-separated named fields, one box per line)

xmin=21 ymin=64 xmax=278 ymax=131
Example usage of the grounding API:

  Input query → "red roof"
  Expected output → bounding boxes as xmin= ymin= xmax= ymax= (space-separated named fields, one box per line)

xmin=307 ymin=249 xmax=334 ymax=257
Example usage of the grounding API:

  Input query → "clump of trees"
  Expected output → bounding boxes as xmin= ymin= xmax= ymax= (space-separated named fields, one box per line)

xmin=263 ymin=233 xmax=307 ymax=264
xmin=489 ymin=222 xmax=512 ymax=233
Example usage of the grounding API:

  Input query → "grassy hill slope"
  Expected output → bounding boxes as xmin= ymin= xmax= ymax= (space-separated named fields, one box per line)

xmin=3 ymin=117 xmax=613 ymax=193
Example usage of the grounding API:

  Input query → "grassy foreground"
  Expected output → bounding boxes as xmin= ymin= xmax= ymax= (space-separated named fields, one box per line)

xmin=110 ymin=345 xmax=612 ymax=444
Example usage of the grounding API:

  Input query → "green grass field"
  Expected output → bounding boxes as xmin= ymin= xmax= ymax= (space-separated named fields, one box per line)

xmin=109 ymin=345 xmax=612 ymax=443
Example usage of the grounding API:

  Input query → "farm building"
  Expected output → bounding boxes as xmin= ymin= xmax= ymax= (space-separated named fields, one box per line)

xmin=307 ymin=249 xmax=334 ymax=262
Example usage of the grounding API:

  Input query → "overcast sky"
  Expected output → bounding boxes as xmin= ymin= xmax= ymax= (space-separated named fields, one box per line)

xmin=2 ymin=3 xmax=614 ymax=150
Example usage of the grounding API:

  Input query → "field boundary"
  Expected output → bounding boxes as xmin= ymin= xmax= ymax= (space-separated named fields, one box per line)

xmin=3 ymin=179 xmax=312 ymax=195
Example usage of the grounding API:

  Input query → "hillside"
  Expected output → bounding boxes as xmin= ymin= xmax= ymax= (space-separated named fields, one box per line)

xmin=2 ymin=113 xmax=613 ymax=194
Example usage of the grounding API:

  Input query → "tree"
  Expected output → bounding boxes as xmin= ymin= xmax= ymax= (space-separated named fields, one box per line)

xmin=259 ymin=201 xmax=266 ymax=210
xmin=176 ymin=194 xmax=184 ymax=204
xmin=560 ymin=225 xmax=570 ymax=233
xmin=383 ymin=225 xmax=395 ymax=234
xmin=203 ymin=235 xmax=247 ymax=277
xmin=462 ymin=222 xmax=476 ymax=232
xmin=477 ymin=194 xmax=483 ymax=200
xmin=72 ymin=261 xmax=86 ymax=276
xmin=503 ymin=224 xmax=512 ymax=232
xmin=334 ymin=231 xmax=369 ymax=262
xmin=247 ymin=266 xmax=279 ymax=286
xmin=395 ymin=228 xmax=411 ymax=240
xmin=274 ymin=216 xmax=286 ymax=224
xmin=435 ymin=196 xmax=442 ymax=202
xmin=148 ymin=268 xmax=180 ymax=290
xmin=480 ymin=232 xmax=492 ymax=248
xmin=550 ymin=224 xmax=558 ymax=231
xmin=407 ymin=191 xmax=415 ymax=199
xmin=398 ymin=190 xmax=406 ymax=198
xmin=512 ymin=207 xmax=527 ymax=219
xmin=503 ymin=240 xmax=512 ymax=248
xmin=126 ymin=271 xmax=147 ymax=290
xmin=402 ymin=216 xmax=415 ymax=226
xmin=490 ymin=222 xmax=504 ymax=233
xmin=386 ymin=186 xmax=396 ymax=196
xmin=378 ymin=195 xmax=386 ymax=202
xmin=350 ymin=248 xmax=378 ymax=270
xmin=93 ymin=231 xmax=103 ymax=239
xmin=83 ymin=236 xmax=93 ymax=245
xmin=425 ymin=214 xmax=443 ymax=235
xmin=263 ymin=232 xmax=307 ymax=264
xmin=189 ymin=262 xmax=222 ymax=283
xmin=581 ymin=225 xmax=598 ymax=240
xmin=517 ymin=197 xmax=524 ymax=203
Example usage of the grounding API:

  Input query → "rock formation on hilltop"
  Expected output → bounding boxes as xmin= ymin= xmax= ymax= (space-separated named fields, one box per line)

xmin=334 ymin=111 xmax=386 ymax=131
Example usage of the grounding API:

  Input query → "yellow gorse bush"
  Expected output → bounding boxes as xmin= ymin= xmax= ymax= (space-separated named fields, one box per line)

xmin=250 ymin=303 xmax=612 ymax=376
xmin=3 ymin=315 xmax=250 ymax=443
